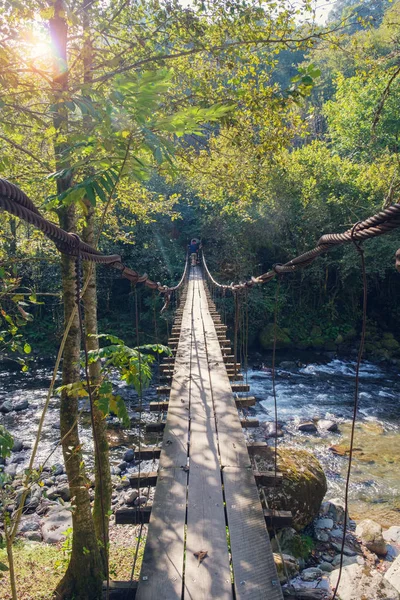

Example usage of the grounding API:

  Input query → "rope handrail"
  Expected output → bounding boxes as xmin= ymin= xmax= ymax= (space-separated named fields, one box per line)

xmin=0 ymin=178 xmax=188 ymax=297
xmin=202 ymin=203 xmax=400 ymax=290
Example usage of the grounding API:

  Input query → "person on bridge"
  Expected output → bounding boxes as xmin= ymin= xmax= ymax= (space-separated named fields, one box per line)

xmin=189 ymin=238 xmax=201 ymax=266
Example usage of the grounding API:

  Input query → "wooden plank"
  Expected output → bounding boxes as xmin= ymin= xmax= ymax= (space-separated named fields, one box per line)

xmin=136 ymin=468 xmax=187 ymax=600
xmin=253 ymin=471 xmax=283 ymax=487
xmin=231 ymin=384 xmax=250 ymax=393
xmin=150 ymin=401 xmax=169 ymax=412
xmin=235 ymin=397 xmax=256 ymax=407
xmin=115 ymin=507 xmax=152 ymax=525
xmin=145 ymin=422 xmax=165 ymax=433
xmin=246 ymin=442 xmax=273 ymax=458
xmin=264 ymin=509 xmax=293 ymax=529
xmin=102 ymin=580 xmax=137 ymax=600
xmin=223 ymin=467 xmax=283 ymax=600
xmin=129 ymin=472 xmax=158 ymax=487
xmin=134 ymin=446 xmax=161 ymax=461
xmin=184 ymin=269 xmax=233 ymax=600
xmin=240 ymin=419 xmax=260 ymax=428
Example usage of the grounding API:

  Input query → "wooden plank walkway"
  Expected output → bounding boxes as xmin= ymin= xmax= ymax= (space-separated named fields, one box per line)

xmin=136 ymin=267 xmax=283 ymax=600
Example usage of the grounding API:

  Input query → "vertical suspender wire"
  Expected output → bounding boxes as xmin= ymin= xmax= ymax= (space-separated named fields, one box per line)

xmin=244 ymin=289 xmax=249 ymax=397
xmin=233 ymin=291 xmax=239 ymax=378
xmin=131 ymin=285 xmax=144 ymax=582
xmin=332 ymin=229 xmax=367 ymax=600
xmin=75 ymin=255 xmax=110 ymax=599
xmin=269 ymin=274 xmax=293 ymax=590
xmin=153 ymin=290 xmax=162 ymax=467
xmin=271 ymin=277 xmax=281 ymax=510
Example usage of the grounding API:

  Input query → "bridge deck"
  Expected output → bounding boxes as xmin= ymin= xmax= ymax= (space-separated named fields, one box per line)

xmin=136 ymin=268 xmax=282 ymax=600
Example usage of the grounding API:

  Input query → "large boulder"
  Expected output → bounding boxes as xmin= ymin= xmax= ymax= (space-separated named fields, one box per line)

xmin=330 ymin=563 xmax=399 ymax=600
xmin=262 ymin=447 xmax=327 ymax=531
xmin=356 ymin=519 xmax=387 ymax=556
xmin=259 ymin=324 xmax=291 ymax=350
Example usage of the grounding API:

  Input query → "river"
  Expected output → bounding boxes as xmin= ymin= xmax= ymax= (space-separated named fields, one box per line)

xmin=1 ymin=353 xmax=399 ymax=527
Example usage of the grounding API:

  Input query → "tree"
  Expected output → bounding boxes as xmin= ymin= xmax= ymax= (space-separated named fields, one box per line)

xmin=328 ymin=0 xmax=393 ymax=30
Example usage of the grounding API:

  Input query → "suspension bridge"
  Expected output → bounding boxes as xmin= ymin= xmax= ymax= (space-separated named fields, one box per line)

xmin=114 ymin=264 xmax=285 ymax=599
xmin=1 ymin=179 xmax=400 ymax=599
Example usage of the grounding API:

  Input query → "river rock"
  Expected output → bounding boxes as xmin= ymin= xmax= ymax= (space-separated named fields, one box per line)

xmin=41 ymin=504 xmax=72 ymax=544
xmin=52 ymin=463 xmax=64 ymax=476
xmin=298 ymin=422 xmax=318 ymax=433
xmin=319 ymin=561 xmax=334 ymax=572
xmin=5 ymin=463 xmax=17 ymax=477
xmin=330 ymin=563 xmax=400 ymax=600
xmin=384 ymin=527 xmax=400 ymax=544
xmin=134 ymin=495 xmax=147 ymax=506
xmin=18 ymin=517 xmax=41 ymax=533
xmin=14 ymin=399 xmax=29 ymax=411
xmin=263 ymin=422 xmax=284 ymax=438
xmin=124 ymin=449 xmax=135 ymax=463
xmin=321 ymin=498 xmax=348 ymax=525
xmin=273 ymin=552 xmax=299 ymax=583
xmin=315 ymin=518 xmax=333 ymax=530
xmin=0 ymin=401 xmax=13 ymax=413
xmin=301 ymin=567 xmax=323 ymax=581
xmin=356 ymin=519 xmax=387 ymax=556
xmin=385 ymin=555 xmax=400 ymax=593
xmin=118 ymin=461 xmax=127 ymax=472
xmin=12 ymin=440 xmax=23 ymax=453
xmin=124 ymin=489 xmax=138 ymax=505
xmin=317 ymin=419 xmax=339 ymax=433
xmin=262 ymin=448 xmax=327 ymax=531
xmin=11 ymin=453 xmax=25 ymax=464
xmin=56 ymin=484 xmax=71 ymax=502
xmin=279 ymin=361 xmax=297 ymax=369
xmin=331 ymin=554 xmax=361 ymax=568
xmin=331 ymin=541 xmax=357 ymax=556
xmin=24 ymin=531 xmax=42 ymax=542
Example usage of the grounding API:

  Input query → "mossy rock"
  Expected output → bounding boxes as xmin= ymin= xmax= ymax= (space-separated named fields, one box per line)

xmin=259 ymin=324 xmax=291 ymax=350
xmin=261 ymin=447 xmax=327 ymax=531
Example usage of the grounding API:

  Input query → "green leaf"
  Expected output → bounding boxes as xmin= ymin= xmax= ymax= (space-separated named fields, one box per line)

xmin=23 ymin=343 xmax=31 ymax=354
xmin=0 ymin=426 xmax=13 ymax=459
xmin=0 ymin=562 xmax=9 ymax=572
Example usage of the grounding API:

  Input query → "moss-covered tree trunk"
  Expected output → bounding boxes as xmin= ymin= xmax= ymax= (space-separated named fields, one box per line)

xmin=49 ymin=2 xmax=104 ymax=598
xmin=82 ymin=202 xmax=112 ymax=571
xmin=80 ymin=0 xmax=113 ymax=568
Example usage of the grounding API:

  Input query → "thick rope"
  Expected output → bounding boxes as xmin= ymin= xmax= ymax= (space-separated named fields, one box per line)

xmin=0 ymin=178 xmax=187 ymax=299
xmin=201 ymin=202 xmax=400 ymax=290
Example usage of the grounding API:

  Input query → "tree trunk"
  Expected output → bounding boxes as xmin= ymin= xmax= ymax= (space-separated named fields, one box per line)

xmin=56 ymin=207 xmax=103 ymax=599
xmin=49 ymin=3 xmax=103 ymax=597
xmin=80 ymin=0 xmax=112 ymax=568
xmin=82 ymin=202 xmax=112 ymax=572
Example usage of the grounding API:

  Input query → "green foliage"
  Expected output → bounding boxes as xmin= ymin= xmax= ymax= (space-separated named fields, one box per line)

xmin=0 ymin=426 xmax=13 ymax=460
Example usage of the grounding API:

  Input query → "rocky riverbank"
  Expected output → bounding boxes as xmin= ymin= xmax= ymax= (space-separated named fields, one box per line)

xmin=273 ymin=497 xmax=400 ymax=599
